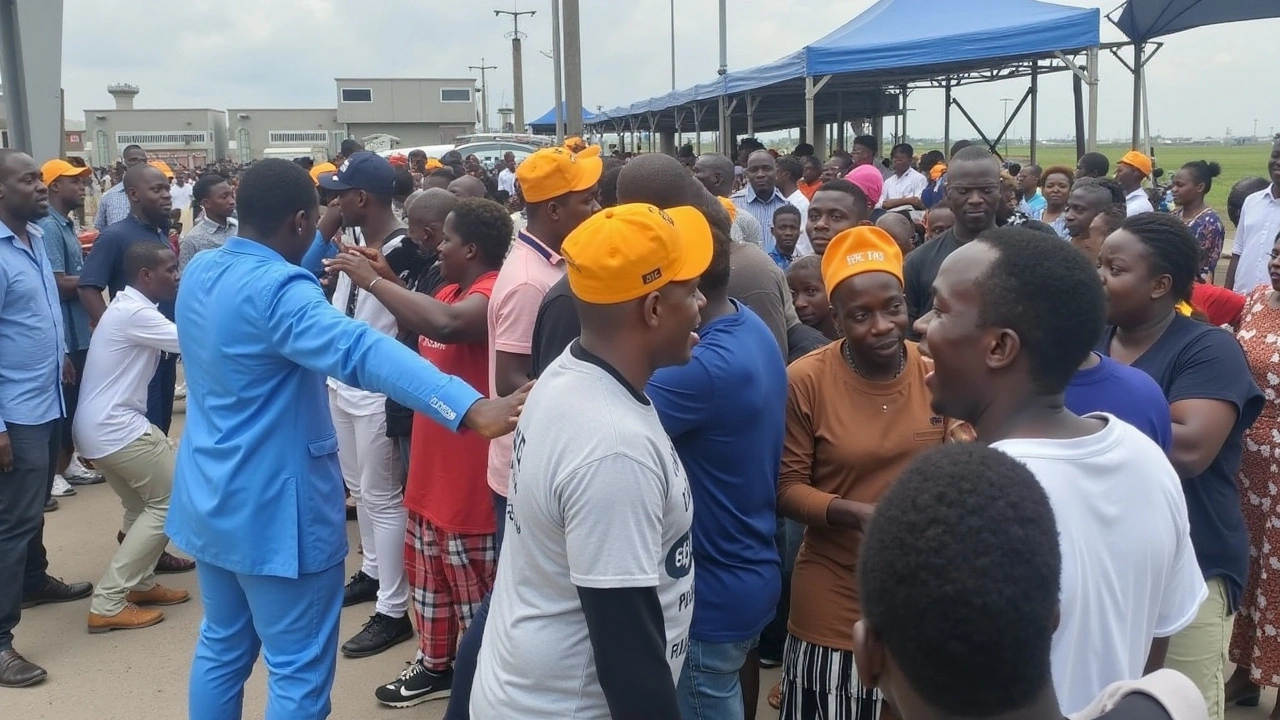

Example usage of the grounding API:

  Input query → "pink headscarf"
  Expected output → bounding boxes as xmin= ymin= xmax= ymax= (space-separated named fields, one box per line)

xmin=846 ymin=165 xmax=884 ymax=209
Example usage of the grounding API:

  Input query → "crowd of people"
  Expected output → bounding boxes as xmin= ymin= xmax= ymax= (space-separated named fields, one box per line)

xmin=2 ymin=128 xmax=1280 ymax=720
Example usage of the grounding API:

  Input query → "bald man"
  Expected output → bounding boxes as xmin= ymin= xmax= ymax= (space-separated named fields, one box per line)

xmin=693 ymin=152 xmax=764 ymax=248
xmin=449 ymin=175 xmax=488 ymax=200
xmin=876 ymin=212 xmax=917 ymax=257
xmin=79 ymin=162 xmax=193 ymax=569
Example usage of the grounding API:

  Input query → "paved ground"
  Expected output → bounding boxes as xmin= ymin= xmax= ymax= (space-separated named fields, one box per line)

xmin=5 ymin=407 xmax=784 ymax=719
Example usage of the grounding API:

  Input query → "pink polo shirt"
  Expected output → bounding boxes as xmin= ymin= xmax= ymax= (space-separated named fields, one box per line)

xmin=487 ymin=231 xmax=565 ymax=496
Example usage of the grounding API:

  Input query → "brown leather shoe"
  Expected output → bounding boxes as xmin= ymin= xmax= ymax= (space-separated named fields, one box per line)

xmin=87 ymin=603 xmax=164 ymax=634
xmin=115 ymin=532 xmax=196 ymax=574
xmin=0 ymin=649 xmax=47 ymax=687
xmin=125 ymin=585 xmax=190 ymax=606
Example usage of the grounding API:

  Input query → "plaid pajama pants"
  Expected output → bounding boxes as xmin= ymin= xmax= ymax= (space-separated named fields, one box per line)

xmin=404 ymin=512 xmax=497 ymax=672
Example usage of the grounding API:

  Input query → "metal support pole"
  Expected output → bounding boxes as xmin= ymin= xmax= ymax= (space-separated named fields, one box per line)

xmin=1131 ymin=43 xmax=1142 ymax=150
xmin=805 ymin=75 xmax=831 ymax=157
xmin=670 ymin=0 xmax=677 ymax=91
xmin=900 ymin=85 xmax=908 ymax=143
xmin=0 ymin=0 xmax=65 ymax=159
xmin=1029 ymin=62 xmax=1038 ymax=165
xmin=1087 ymin=46 xmax=1099 ymax=152
xmin=717 ymin=0 xmax=728 ymax=154
xmin=943 ymin=78 xmax=952 ymax=155
xmin=551 ymin=0 xmax=564 ymax=144
xmin=562 ymin=0 xmax=584 ymax=137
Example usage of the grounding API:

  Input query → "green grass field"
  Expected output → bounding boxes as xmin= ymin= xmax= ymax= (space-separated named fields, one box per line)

xmin=1000 ymin=143 xmax=1273 ymax=233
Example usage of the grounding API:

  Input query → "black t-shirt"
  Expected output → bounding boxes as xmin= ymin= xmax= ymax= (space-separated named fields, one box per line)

xmin=903 ymin=228 xmax=964 ymax=338
xmin=531 ymin=275 xmax=580 ymax=379
xmin=786 ymin=323 xmax=832 ymax=364
xmin=1098 ymin=315 xmax=1263 ymax=611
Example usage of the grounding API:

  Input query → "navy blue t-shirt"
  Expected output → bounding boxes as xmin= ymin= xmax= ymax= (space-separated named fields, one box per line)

xmin=80 ymin=214 xmax=175 ymax=319
xmin=647 ymin=301 xmax=786 ymax=642
xmin=1099 ymin=315 xmax=1264 ymax=611
xmin=1065 ymin=352 xmax=1173 ymax=451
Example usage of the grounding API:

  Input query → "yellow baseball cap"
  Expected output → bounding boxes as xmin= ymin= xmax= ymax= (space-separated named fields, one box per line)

xmin=516 ymin=145 xmax=603 ymax=203
xmin=716 ymin=196 xmax=738 ymax=222
xmin=565 ymin=136 xmax=587 ymax=153
xmin=148 ymin=160 xmax=175 ymax=179
xmin=821 ymin=226 xmax=904 ymax=295
xmin=41 ymin=159 xmax=91 ymax=186
xmin=310 ymin=162 xmax=337 ymax=186
xmin=425 ymin=158 xmax=444 ymax=171
xmin=562 ymin=203 xmax=713 ymax=305
xmin=1119 ymin=150 xmax=1153 ymax=177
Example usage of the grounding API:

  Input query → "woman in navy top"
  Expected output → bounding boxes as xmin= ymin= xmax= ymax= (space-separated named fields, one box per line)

xmin=1096 ymin=212 xmax=1263 ymax=720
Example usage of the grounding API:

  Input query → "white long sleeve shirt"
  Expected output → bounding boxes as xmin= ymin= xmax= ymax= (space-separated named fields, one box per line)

xmin=73 ymin=285 xmax=180 ymax=459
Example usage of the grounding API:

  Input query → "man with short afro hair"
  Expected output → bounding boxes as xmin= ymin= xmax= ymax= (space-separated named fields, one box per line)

xmin=914 ymin=226 xmax=1207 ymax=714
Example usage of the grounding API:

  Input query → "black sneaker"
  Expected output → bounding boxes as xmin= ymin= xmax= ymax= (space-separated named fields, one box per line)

xmin=22 ymin=575 xmax=93 ymax=608
xmin=342 ymin=570 xmax=379 ymax=607
xmin=759 ymin=654 xmax=783 ymax=669
xmin=341 ymin=612 xmax=414 ymax=658
xmin=374 ymin=661 xmax=452 ymax=707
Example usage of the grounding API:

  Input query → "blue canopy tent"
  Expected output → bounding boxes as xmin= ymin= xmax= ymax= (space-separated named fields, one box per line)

xmin=595 ymin=0 xmax=1100 ymax=160
xmin=528 ymin=104 xmax=598 ymax=135
xmin=1110 ymin=1 xmax=1280 ymax=149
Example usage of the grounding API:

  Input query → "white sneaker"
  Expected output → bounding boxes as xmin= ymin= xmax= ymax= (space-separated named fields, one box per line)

xmin=174 ymin=384 xmax=187 ymax=401
xmin=51 ymin=475 xmax=76 ymax=497
xmin=64 ymin=455 xmax=105 ymax=485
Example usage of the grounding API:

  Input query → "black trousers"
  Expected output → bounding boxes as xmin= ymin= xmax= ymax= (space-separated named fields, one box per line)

xmin=0 ymin=419 xmax=60 ymax=652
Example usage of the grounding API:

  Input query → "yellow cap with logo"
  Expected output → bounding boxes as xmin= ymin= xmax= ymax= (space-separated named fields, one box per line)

xmin=562 ymin=203 xmax=713 ymax=305
xmin=515 ymin=145 xmax=603 ymax=203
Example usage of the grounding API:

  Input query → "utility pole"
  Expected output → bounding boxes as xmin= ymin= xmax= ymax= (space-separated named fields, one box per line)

xmin=562 ymin=0 xmax=584 ymax=137
xmin=669 ymin=0 xmax=676 ymax=91
xmin=551 ymin=1 xmax=564 ymax=144
xmin=470 ymin=58 xmax=497 ymax=133
xmin=496 ymin=7 xmax=536 ymax=132
xmin=717 ymin=0 xmax=728 ymax=155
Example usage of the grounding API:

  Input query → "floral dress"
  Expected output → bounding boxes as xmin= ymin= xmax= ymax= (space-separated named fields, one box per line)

xmin=1231 ymin=286 xmax=1280 ymax=685
xmin=1177 ymin=207 xmax=1226 ymax=278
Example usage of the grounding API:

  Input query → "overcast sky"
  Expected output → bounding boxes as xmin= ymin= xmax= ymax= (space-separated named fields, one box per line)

xmin=61 ymin=0 xmax=1280 ymax=142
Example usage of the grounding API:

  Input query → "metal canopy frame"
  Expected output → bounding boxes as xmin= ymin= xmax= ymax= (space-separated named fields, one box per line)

xmin=590 ymin=47 xmax=1099 ymax=161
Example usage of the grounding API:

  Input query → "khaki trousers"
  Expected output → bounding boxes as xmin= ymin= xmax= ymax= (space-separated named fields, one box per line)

xmin=1165 ymin=577 xmax=1230 ymax=720
xmin=88 ymin=426 xmax=174 ymax=616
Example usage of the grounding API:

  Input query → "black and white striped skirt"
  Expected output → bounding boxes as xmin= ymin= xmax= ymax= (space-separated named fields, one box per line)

xmin=779 ymin=634 xmax=882 ymax=720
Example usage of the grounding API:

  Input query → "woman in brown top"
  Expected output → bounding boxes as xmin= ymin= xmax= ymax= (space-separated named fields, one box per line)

xmin=777 ymin=226 xmax=946 ymax=720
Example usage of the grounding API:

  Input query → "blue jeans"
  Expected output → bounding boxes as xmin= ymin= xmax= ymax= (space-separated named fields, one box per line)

xmin=188 ymin=560 xmax=344 ymax=720
xmin=678 ymin=636 xmax=758 ymax=720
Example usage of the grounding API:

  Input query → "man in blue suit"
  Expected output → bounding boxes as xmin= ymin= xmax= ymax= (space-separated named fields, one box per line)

xmin=167 ymin=159 xmax=527 ymax=720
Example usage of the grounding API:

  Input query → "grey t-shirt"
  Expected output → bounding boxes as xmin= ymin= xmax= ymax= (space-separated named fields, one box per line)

xmin=472 ymin=343 xmax=695 ymax=719
xmin=728 ymin=241 xmax=798 ymax=360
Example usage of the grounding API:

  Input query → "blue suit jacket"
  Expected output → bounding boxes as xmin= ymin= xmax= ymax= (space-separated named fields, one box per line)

xmin=167 ymin=237 xmax=483 ymax=578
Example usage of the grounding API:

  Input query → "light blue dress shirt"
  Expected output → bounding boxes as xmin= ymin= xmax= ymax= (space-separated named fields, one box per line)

xmin=167 ymin=236 xmax=484 ymax=578
xmin=93 ymin=183 xmax=130 ymax=231
xmin=731 ymin=186 xmax=790 ymax=254
xmin=0 ymin=220 xmax=67 ymax=433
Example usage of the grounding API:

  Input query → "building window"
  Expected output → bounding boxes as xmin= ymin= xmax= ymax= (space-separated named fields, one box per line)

xmin=238 ymin=128 xmax=253 ymax=164
xmin=268 ymin=130 xmax=331 ymax=144
xmin=440 ymin=88 xmax=472 ymax=103
xmin=115 ymin=131 xmax=209 ymax=146
xmin=341 ymin=88 xmax=373 ymax=103
xmin=96 ymin=130 xmax=109 ymax=166
xmin=0 ymin=130 xmax=7 ymax=148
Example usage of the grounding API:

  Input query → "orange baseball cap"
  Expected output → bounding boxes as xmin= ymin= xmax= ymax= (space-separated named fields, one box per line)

xmin=562 ymin=203 xmax=713 ymax=304
xmin=41 ymin=159 xmax=91 ymax=186
xmin=517 ymin=145 xmax=602 ymax=203
xmin=148 ymin=160 xmax=175 ymax=179
xmin=565 ymin=136 xmax=587 ymax=153
xmin=310 ymin=162 xmax=337 ymax=186
xmin=1119 ymin=150 xmax=1153 ymax=177
xmin=821 ymin=226 xmax=904 ymax=295
xmin=424 ymin=158 xmax=444 ymax=171
xmin=716 ymin=196 xmax=738 ymax=222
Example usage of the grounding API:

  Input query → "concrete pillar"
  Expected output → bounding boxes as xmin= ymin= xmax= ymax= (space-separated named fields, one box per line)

xmin=660 ymin=130 xmax=676 ymax=156
xmin=0 ymin=0 xmax=65 ymax=160
xmin=562 ymin=0 xmax=584 ymax=136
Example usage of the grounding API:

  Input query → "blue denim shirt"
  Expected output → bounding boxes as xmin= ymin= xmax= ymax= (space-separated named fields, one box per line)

xmin=37 ymin=207 xmax=92 ymax=352
xmin=731 ymin=187 xmax=791 ymax=254
xmin=0 ymin=220 xmax=67 ymax=432
xmin=166 ymin=237 xmax=485 ymax=577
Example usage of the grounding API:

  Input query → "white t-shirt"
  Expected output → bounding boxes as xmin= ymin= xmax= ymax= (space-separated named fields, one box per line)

xmin=325 ymin=231 xmax=405 ymax=415
xmin=498 ymin=168 xmax=517 ymax=196
xmin=993 ymin=414 xmax=1206 ymax=715
xmin=472 ymin=345 xmax=694 ymax=719
xmin=170 ymin=182 xmax=193 ymax=211
xmin=879 ymin=167 xmax=928 ymax=208
xmin=785 ymin=188 xmax=814 ymax=257
xmin=73 ymin=286 xmax=181 ymax=459
xmin=1125 ymin=188 xmax=1155 ymax=216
